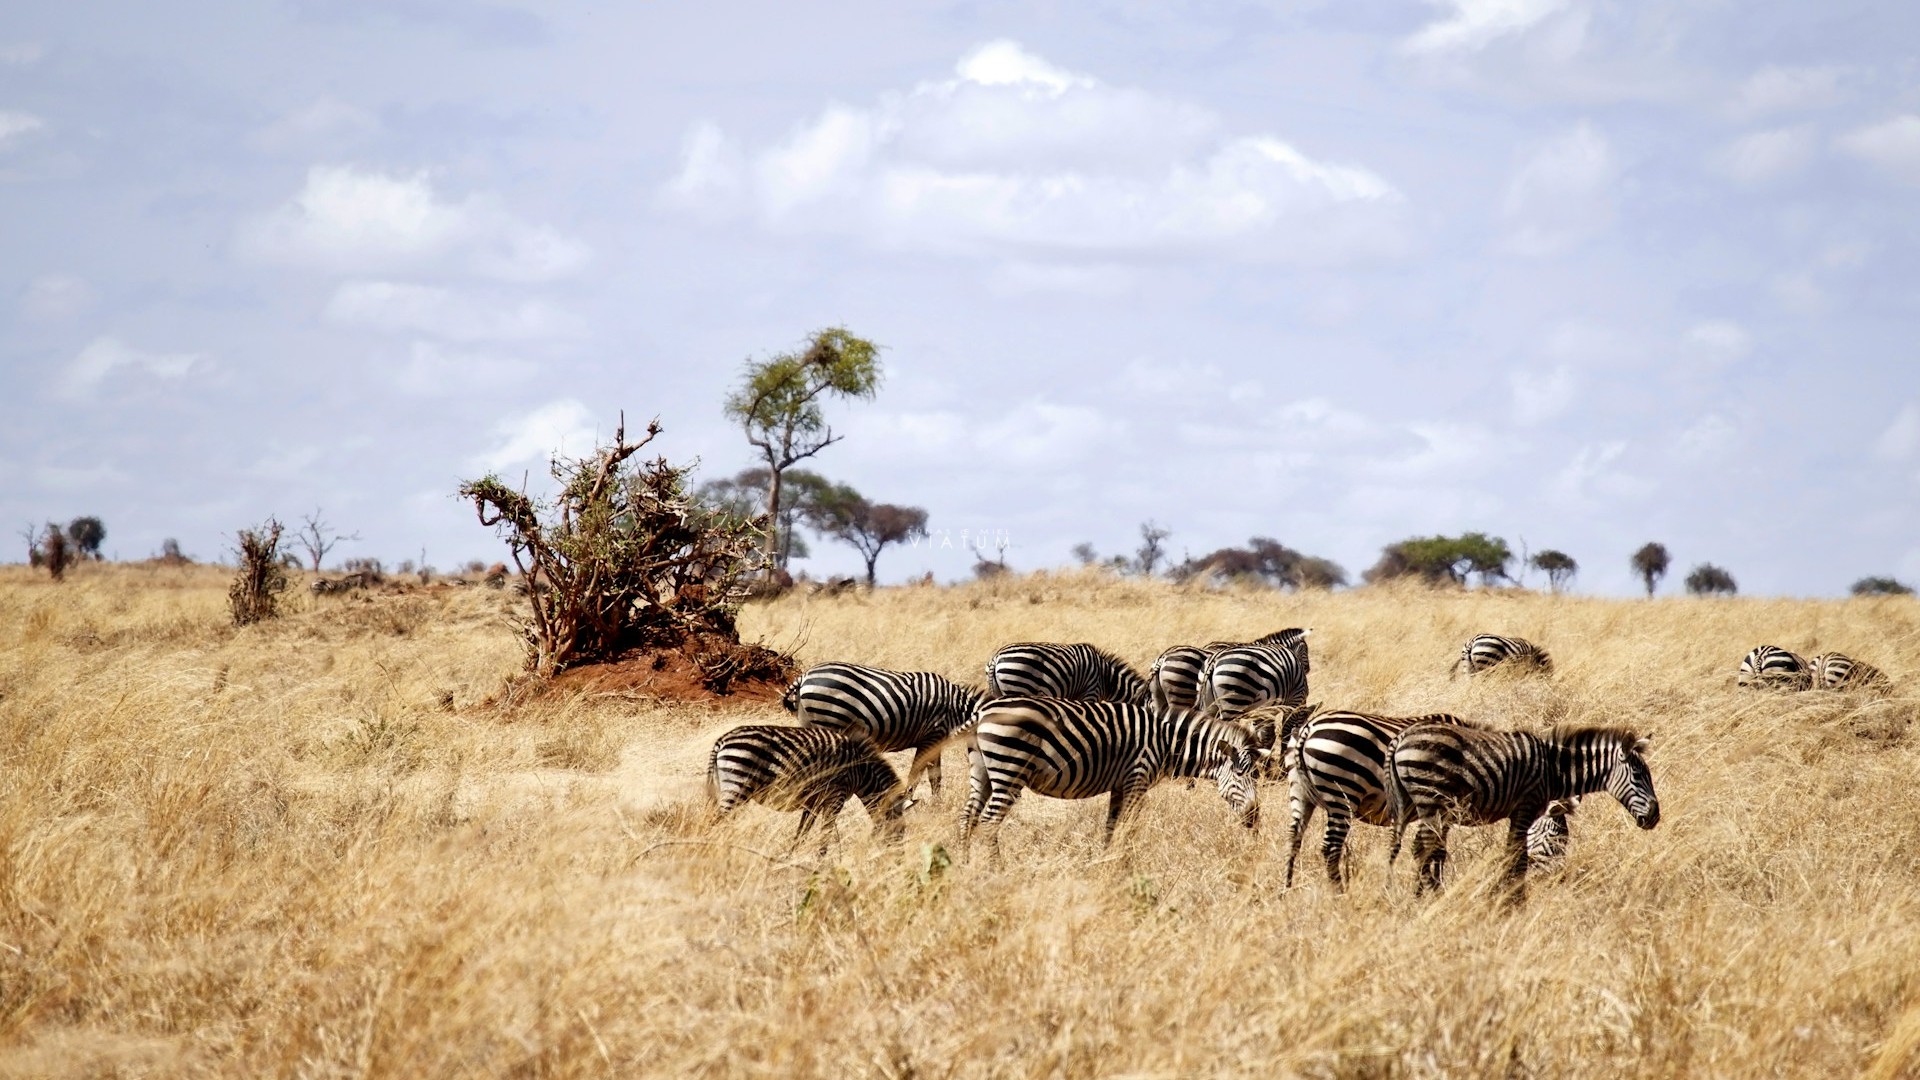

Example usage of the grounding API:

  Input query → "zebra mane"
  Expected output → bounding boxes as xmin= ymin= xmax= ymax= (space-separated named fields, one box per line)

xmin=1544 ymin=724 xmax=1647 ymax=754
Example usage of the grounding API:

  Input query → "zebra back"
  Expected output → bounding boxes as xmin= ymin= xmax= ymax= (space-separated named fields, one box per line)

xmin=985 ymin=642 xmax=1151 ymax=705
xmin=707 ymin=725 xmax=907 ymax=821
xmin=1454 ymin=634 xmax=1552 ymax=677
xmin=788 ymin=661 xmax=986 ymax=752
xmin=1808 ymin=652 xmax=1891 ymax=693
xmin=1737 ymin=645 xmax=1812 ymax=690
xmin=1197 ymin=642 xmax=1309 ymax=720
xmin=1389 ymin=723 xmax=1658 ymax=841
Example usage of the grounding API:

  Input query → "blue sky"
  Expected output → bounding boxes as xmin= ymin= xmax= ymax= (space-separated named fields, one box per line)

xmin=2 ymin=0 xmax=1917 ymax=595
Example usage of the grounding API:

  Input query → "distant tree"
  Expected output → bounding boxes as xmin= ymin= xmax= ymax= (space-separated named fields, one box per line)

xmin=20 ymin=522 xmax=42 ymax=568
xmin=1173 ymin=536 xmax=1347 ymax=591
xmin=1295 ymin=556 xmax=1348 ymax=590
xmin=971 ymin=532 xmax=1011 ymax=579
xmin=1630 ymin=542 xmax=1670 ymax=598
xmin=722 ymin=327 xmax=882 ymax=569
xmin=294 ymin=507 xmax=361 ymax=572
xmin=1365 ymin=533 xmax=1511 ymax=587
xmin=697 ymin=467 xmax=834 ymax=565
xmin=66 ymin=516 xmax=106 ymax=560
xmin=1684 ymin=563 xmax=1738 ymax=596
xmin=229 ymin=519 xmax=290 ymax=626
xmin=805 ymin=482 xmax=929 ymax=586
xmin=40 ymin=523 xmax=70 ymax=581
xmin=159 ymin=538 xmax=186 ymax=565
xmin=1850 ymin=576 xmax=1914 ymax=597
xmin=1530 ymin=549 xmax=1579 ymax=593
xmin=1070 ymin=542 xmax=1099 ymax=566
xmin=1135 ymin=520 xmax=1172 ymax=578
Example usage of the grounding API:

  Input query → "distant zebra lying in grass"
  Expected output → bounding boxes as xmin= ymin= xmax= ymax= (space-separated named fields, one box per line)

xmin=1451 ymin=634 xmax=1553 ymax=678
xmin=1808 ymin=652 xmax=1892 ymax=694
xmin=1737 ymin=645 xmax=1812 ymax=691
xmin=707 ymin=725 xmax=911 ymax=855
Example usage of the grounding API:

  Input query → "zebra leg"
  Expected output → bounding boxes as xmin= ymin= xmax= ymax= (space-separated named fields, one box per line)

xmin=1501 ymin=817 xmax=1533 ymax=906
xmin=906 ymin=743 xmax=941 ymax=800
xmin=1103 ymin=778 xmax=1151 ymax=848
xmin=791 ymin=808 xmax=820 ymax=854
xmin=1411 ymin=822 xmax=1447 ymax=895
xmin=977 ymin=782 xmax=1024 ymax=866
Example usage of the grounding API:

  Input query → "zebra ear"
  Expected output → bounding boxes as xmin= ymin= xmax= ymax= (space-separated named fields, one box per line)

xmin=1632 ymin=735 xmax=1652 ymax=755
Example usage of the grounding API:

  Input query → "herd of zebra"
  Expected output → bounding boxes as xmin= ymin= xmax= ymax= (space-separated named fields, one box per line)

xmin=705 ymin=630 xmax=1751 ymax=899
xmin=1736 ymin=644 xmax=1893 ymax=693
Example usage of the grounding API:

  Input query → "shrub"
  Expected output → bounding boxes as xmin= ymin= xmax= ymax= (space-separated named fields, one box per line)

xmin=230 ymin=520 xmax=290 ymax=626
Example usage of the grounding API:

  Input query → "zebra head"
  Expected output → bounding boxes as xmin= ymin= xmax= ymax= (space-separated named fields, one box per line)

xmin=874 ymin=789 xmax=915 ymax=844
xmin=1208 ymin=723 xmax=1263 ymax=829
xmin=1606 ymin=734 xmax=1660 ymax=830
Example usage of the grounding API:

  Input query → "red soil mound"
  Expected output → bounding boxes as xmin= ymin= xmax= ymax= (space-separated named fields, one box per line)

xmin=525 ymin=635 xmax=797 ymax=707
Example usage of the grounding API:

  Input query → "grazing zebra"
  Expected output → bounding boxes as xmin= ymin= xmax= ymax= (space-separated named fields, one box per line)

xmin=1196 ymin=640 xmax=1310 ymax=722
xmin=784 ymin=662 xmax=986 ymax=798
xmin=1451 ymin=634 xmax=1553 ymax=678
xmin=1808 ymin=652 xmax=1893 ymax=694
xmin=707 ymin=725 xmax=911 ymax=854
xmin=985 ymin=642 xmax=1151 ymax=705
xmin=1386 ymin=723 xmax=1659 ymax=900
xmin=1149 ymin=628 xmax=1311 ymax=712
xmin=1283 ymin=711 xmax=1573 ymax=890
xmin=1737 ymin=645 xmax=1812 ymax=690
xmin=960 ymin=697 xmax=1264 ymax=856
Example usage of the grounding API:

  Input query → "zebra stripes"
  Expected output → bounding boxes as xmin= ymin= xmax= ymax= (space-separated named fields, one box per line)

xmin=707 ymin=725 xmax=910 ymax=854
xmin=784 ymin=662 xmax=986 ymax=797
xmin=1386 ymin=723 xmax=1659 ymax=899
xmin=1809 ymin=652 xmax=1892 ymax=693
xmin=1283 ymin=711 xmax=1572 ymax=890
xmin=1737 ymin=645 xmax=1812 ymax=690
xmin=1197 ymin=641 xmax=1310 ymax=721
xmin=1150 ymin=628 xmax=1310 ymax=712
xmin=1451 ymin=634 xmax=1553 ymax=678
xmin=985 ymin=642 xmax=1151 ymax=705
xmin=960 ymin=697 xmax=1263 ymax=855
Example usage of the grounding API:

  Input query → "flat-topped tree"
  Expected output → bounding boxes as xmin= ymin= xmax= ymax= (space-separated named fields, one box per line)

xmin=723 ymin=327 xmax=882 ymax=570
xmin=806 ymin=481 xmax=928 ymax=586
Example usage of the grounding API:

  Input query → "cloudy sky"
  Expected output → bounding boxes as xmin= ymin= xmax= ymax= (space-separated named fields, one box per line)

xmin=3 ymin=0 xmax=1917 ymax=595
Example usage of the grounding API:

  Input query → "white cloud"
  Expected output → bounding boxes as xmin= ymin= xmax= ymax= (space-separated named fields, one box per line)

xmin=1502 ymin=122 xmax=1616 ymax=256
xmin=1684 ymin=320 xmax=1752 ymax=368
xmin=0 ymin=110 xmax=45 ymax=148
xmin=663 ymin=40 xmax=1404 ymax=265
xmin=1361 ymin=422 xmax=1504 ymax=482
xmin=323 ymin=281 xmax=585 ymax=342
xmin=391 ymin=340 xmax=537 ymax=396
xmin=475 ymin=399 xmax=600 ymax=471
xmin=19 ymin=274 xmax=96 ymax=321
xmin=0 ymin=43 xmax=44 ymax=66
xmin=1401 ymin=0 xmax=1568 ymax=55
xmin=253 ymin=98 xmax=382 ymax=155
xmin=1551 ymin=440 xmax=1651 ymax=509
xmin=1836 ymin=115 xmax=1920 ymax=185
xmin=1511 ymin=363 xmax=1575 ymax=425
xmin=1713 ymin=126 xmax=1817 ymax=186
xmin=1676 ymin=413 xmax=1740 ymax=462
xmin=1878 ymin=403 xmax=1920 ymax=462
xmin=1733 ymin=66 xmax=1848 ymax=119
xmin=1771 ymin=271 xmax=1827 ymax=316
xmin=58 ymin=337 xmax=204 ymax=400
xmin=239 ymin=166 xmax=589 ymax=281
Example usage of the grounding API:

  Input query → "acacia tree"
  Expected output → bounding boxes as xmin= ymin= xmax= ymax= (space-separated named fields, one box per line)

xmin=1135 ymin=520 xmax=1172 ymax=577
xmin=66 ymin=516 xmax=106 ymax=560
xmin=1364 ymin=533 xmax=1511 ymax=587
xmin=1852 ymin=576 xmax=1914 ymax=597
xmin=1685 ymin=563 xmax=1738 ymax=596
xmin=1531 ymin=549 xmax=1578 ymax=593
xmin=807 ymin=482 xmax=929 ymax=586
xmin=295 ymin=508 xmax=361 ymax=572
xmin=697 ymin=467 xmax=835 ymax=566
xmin=1631 ymin=542 xmax=1670 ymax=597
xmin=722 ymin=327 xmax=882 ymax=569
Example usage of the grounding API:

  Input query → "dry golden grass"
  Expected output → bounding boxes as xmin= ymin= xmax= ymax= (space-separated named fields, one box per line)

xmin=3 ymin=563 xmax=1918 ymax=1077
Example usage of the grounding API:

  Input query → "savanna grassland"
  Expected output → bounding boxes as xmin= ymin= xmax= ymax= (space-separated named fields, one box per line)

xmin=2 ymin=564 xmax=1919 ymax=1078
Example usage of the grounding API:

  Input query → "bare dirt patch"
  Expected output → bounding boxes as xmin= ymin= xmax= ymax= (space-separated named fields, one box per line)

xmin=502 ymin=634 xmax=797 ymax=708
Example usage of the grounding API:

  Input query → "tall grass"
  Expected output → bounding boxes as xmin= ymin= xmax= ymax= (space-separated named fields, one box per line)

xmin=0 ymin=564 xmax=1915 ymax=1077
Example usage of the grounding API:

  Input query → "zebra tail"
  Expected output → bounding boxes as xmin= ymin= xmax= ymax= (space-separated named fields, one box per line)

xmin=1384 ymin=753 xmax=1411 ymax=869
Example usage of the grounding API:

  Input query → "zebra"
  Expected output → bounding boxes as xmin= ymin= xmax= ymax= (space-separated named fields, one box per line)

xmin=984 ymin=642 xmax=1151 ymax=705
xmin=783 ymin=662 xmax=987 ymax=798
xmin=707 ymin=725 xmax=912 ymax=854
xmin=1196 ymin=640 xmax=1310 ymax=722
xmin=960 ymin=697 xmax=1264 ymax=857
xmin=1386 ymin=723 xmax=1659 ymax=900
xmin=1451 ymin=634 xmax=1553 ymax=678
xmin=1282 ymin=710 xmax=1574 ymax=890
xmin=1737 ymin=645 xmax=1812 ymax=690
xmin=1149 ymin=628 xmax=1311 ymax=712
xmin=1808 ymin=652 xmax=1892 ymax=694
